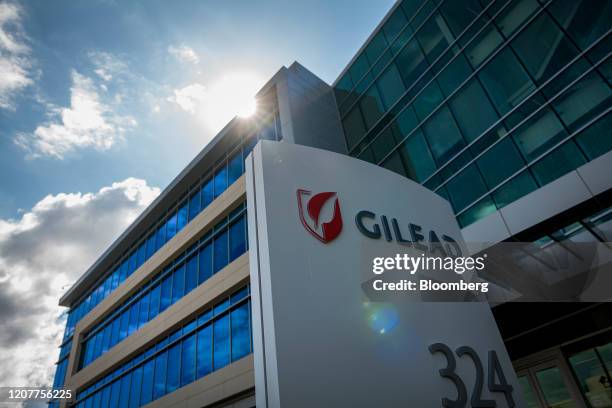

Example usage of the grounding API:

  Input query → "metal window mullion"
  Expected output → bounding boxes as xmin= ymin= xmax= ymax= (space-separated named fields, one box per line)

xmin=371 ymin=0 xmax=558 ymax=167
xmin=82 ymin=207 xmax=245 ymax=344
xmin=347 ymin=0 xmax=515 ymax=154
xmin=419 ymin=27 xmax=611 ymax=186
xmin=341 ymin=0 xmax=449 ymax=117
xmin=433 ymin=51 xmax=611 ymax=197
xmin=355 ymin=0 xmax=524 ymax=162
xmin=338 ymin=0 xmax=444 ymax=109
xmin=454 ymin=105 xmax=611 ymax=219
xmin=74 ymin=293 xmax=249 ymax=405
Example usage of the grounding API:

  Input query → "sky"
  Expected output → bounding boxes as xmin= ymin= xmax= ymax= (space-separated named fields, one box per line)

xmin=0 ymin=0 xmax=395 ymax=396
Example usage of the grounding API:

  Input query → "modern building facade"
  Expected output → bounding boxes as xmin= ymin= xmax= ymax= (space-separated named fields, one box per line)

xmin=50 ymin=63 xmax=345 ymax=408
xmin=51 ymin=1 xmax=611 ymax=407
xmin=333 ymin=1 xmax=612 ymax=407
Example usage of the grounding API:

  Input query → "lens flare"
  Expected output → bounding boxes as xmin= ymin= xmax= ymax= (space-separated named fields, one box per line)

xmin=363 ymin=301 xmax=399 ymax=335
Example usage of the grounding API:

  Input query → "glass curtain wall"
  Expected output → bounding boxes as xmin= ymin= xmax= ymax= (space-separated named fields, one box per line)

xmin=335 ymin=0 xmax=611 ymax=227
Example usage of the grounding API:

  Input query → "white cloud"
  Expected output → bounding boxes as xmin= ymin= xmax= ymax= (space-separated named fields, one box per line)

xmin=0 ymin=178 xmax=159 ymax=390
xmin=167 ymin=72 xmax=262 ymax=133
xmin=88 ymin=51 xmax=128 ymax=82
xmin=168 ymin=83 xmax=206 ymax=114
xmin=0 ymin=2 xmax=33 ymax=110
xmin=15 ymin=70 xmax=137 ymax=159
xmin=168 ymin=45 xmax=199 ymax=64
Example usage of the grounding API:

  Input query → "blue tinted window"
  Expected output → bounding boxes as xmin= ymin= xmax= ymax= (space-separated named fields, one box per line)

xmin=102 ymin=325 xmax=112 ymax=354
xmin=160 ymin=276 xmax=172 ymax=313
xmin=111 ymin=269 xmax=120 ymax=291
xmin=138 ymin=292 xmax=150 ymax=328
xmin=377 ymin=63 xmax=406 ymax=110
xmin=166 ymin=213 xmax=178 ymax=242
xmin=229 ymin=217 xmax=246 ymax=262
xmin=196 ymin=324 xmax=212 ymax=378
xmin=383 ymin=6 xmax=407 ymax=42
xmin=214 ymin=299 xmax=230 ymax=316
xmin=128 ymin=365 xmax=142 ymax=408
xmin=446 ymin=164 xmax=489 ymax=213
xmin=231 ymin=287 xmax=248 ymax=305
xmin=213 ymin=231 xmax=228 ymax=273
xmin=479 ymin=48 xmax=535 ymax=115
xmin=119 ymin=310 xmax=129 ymax=341
xmin=492 ymin=170 xmax=538 ymax=209
xmin=185 ymin=254 xmax=198 ymax=294
xmin=169 ymin=327 xmax=182 ymax=343
xmin=118 ymin=372 xmax=131 ymax=408
xmin=177 ymin=203 xmax=188 ymax=232
xmin=94 ymin=392 xmax=102 ymax=408
xmin=146 ymin=234 xmax=156 ymax=259
xmin=83 ymin=340 xmax=93 ymax=367
xmin=513 ymin=108 xmax=567 ymax=162
xmin=66 ymin=287 xmax=251 ymax=407
xmin=181 ymin=334 xmax=196 ymax=386
xmin=199 ymin=244 xmax=212 ymax=284
xmin=155 ymin=224 xmax=166 ymax=251
xmin=448 ymin=79 xmax=499 ymax=142
xmin=103 ymin=277 xmax=112 ymax=298
xmin=213 ymin=166 xmax=228 ymax=199
xmin=231 ymin=303 xmax=250 ymax=361
xmin=128 ymin=251 xmax=137 ymax=275
xmin=119 ymin=260 xmax=128 ymax=283
xmin=228 ymin=152 xmax=243 ymax=185
xmin=148 ymin=284 xmax=161 ymax=320
xmin=140 ymin=359 xmax=154 ymax=406
xmin=399 ymin=130 xmax=437 ymax=182
xmin=531 ymin=141 xmax=587 ymax=186
xmin=422 ymin=106 xmax=466 ymax=166
xmin=213 ymin=314 xmax=230 ymax=370
xmin=93 ymin=332 xmax=102 ymax=361
xmin=477 ymin=138 xmax=525 ymax=189
xmin=166 ymin=343 xmax=181 ymax=394
xmin=110 ymin=318 xmax=120 ymax=348
xmin=128 ymin=302 xmax=140 ymax=336
xmin=137 ymin=244 xmax=146 ymax=268
xmin=171 ymin=265 xmax=185 ymax=304
xmin=201 ymin=179 xmax=214 ymax=209
xmin=153 ymin=350 xmax=167 ymax=399
xmin=109 ymin=380 xmax=121 ymax=407
xmin=101 ymin=386 xmax=110 ymax=408
xmin=198 ymin=310 xmax=212 ymax=326
xmin=414 ymin=81 xmax=444 ymax=121
xmin=512 ymin=13 xmax=579 ymax=85
xmin=188 ymin=191 xmax=200 ymax=221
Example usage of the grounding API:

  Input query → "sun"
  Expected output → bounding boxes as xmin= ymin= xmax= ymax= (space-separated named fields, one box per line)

xmin=199 ymin=71 xmax=261 ymax=130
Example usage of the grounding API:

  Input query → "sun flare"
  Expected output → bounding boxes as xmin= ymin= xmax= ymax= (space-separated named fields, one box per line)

xmin=203 ymin=71 xmax=261 ymax=128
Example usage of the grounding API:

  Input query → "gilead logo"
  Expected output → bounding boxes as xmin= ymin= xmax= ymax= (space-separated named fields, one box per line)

xmin=297 ymin=189 xmax=343 ymax=243
xmin=296 ymin=189 xmax=461 ymax=255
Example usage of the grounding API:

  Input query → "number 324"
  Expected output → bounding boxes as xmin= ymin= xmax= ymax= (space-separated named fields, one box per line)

xmin=429 ymin=343 xmax=516 ymax=408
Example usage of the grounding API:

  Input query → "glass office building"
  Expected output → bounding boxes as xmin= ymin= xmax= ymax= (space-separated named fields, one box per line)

xmin=335 ymin=1 xmax=612 ymax=407
xmin=49 ymin=64 xmax=345 ymax=408
xmin=50 ymin=1 xmax=611 ymax=407
xmin=334 ymin=0 xmax=611 ymax=227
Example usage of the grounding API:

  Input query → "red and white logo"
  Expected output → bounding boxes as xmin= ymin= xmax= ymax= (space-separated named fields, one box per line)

xmin=296 ymin=189 xmax=343 ymax=243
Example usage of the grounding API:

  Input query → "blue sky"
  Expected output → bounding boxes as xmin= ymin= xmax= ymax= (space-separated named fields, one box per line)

xmin=0 ymin=0 xmax=394 ymax=219
xmin=0 ymin=0 xmax=395 ymax=390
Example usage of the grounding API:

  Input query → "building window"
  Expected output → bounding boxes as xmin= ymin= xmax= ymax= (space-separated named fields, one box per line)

xmin=72 ymin=287 xmax=251 ymax=408
xmin=78 ymin=206 xmax=248 ymax=370
xmin=422 ymin=106 xmax=465 ymax=166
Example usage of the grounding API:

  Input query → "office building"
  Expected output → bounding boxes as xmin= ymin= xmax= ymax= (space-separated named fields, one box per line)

xmin=334 ymin=0 xmax=611 ymax=406
xmin=52 ymin=1 xmax=611 ymax=407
